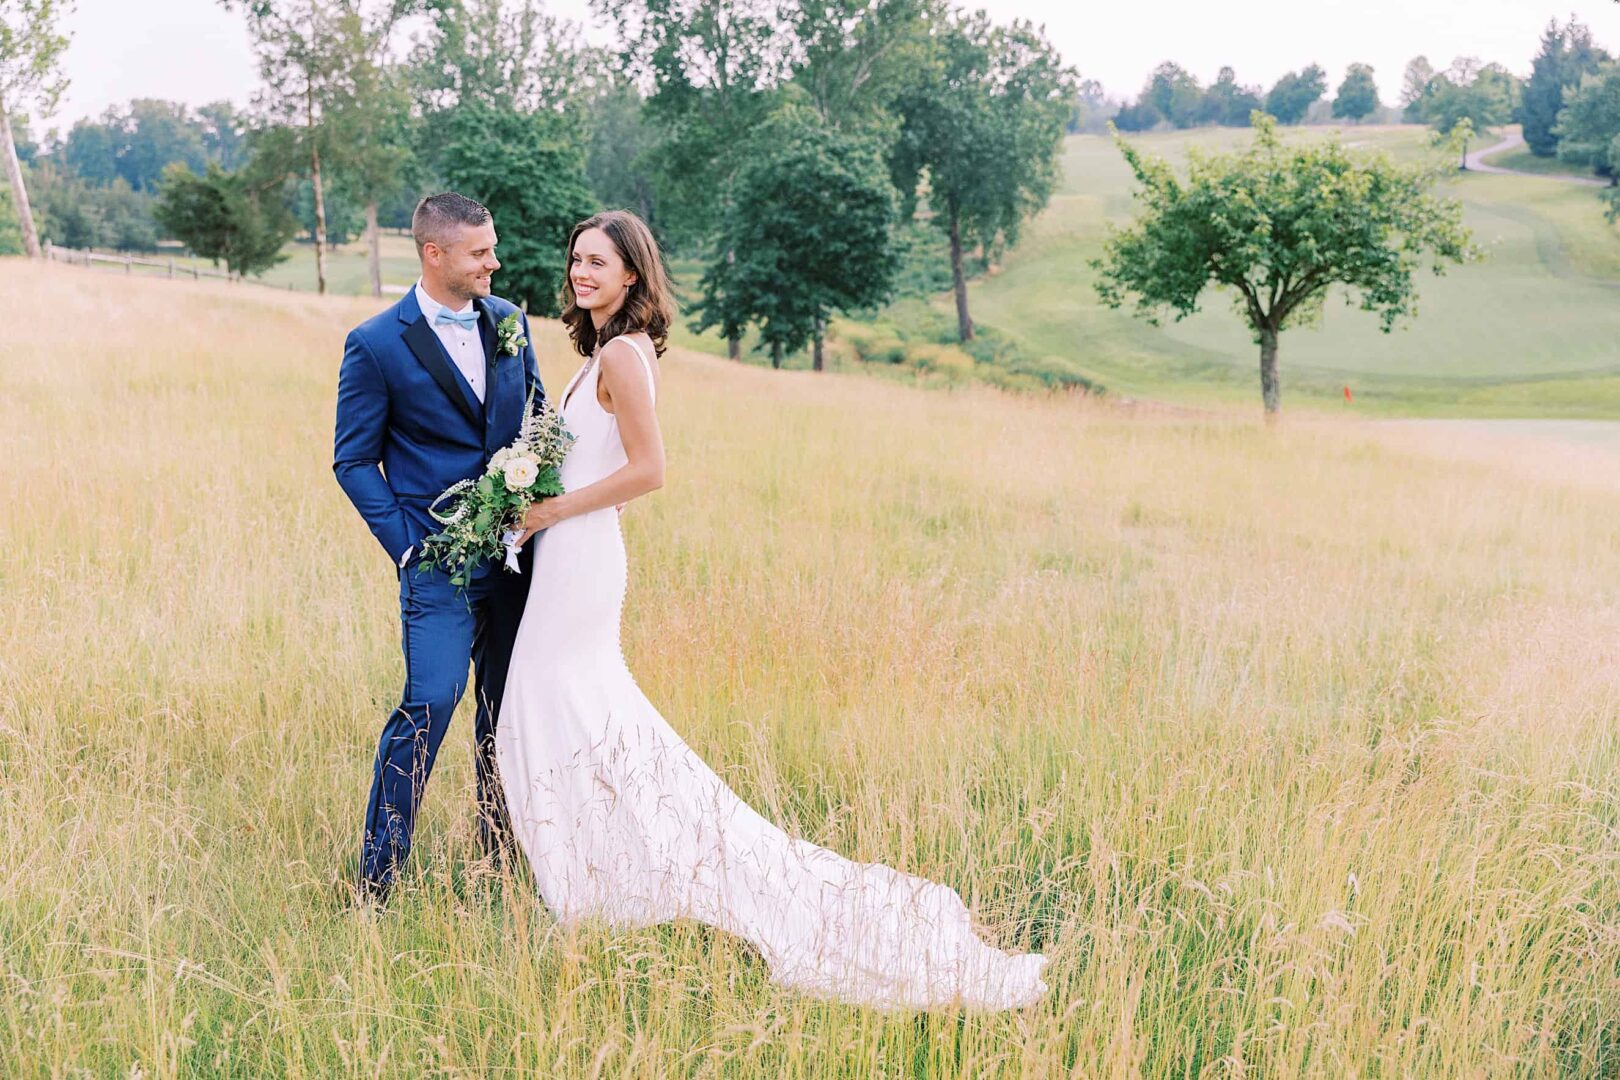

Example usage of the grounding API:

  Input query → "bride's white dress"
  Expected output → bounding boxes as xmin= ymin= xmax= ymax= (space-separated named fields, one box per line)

xmin=495 ymin=339 xmax=1049 ymax=1011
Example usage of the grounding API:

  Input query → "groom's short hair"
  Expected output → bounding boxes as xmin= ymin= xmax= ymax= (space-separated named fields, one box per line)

xmin=412 ymin=192 xmax=492 ymax=256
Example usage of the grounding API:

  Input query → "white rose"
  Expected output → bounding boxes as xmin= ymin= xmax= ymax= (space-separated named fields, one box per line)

xmin=503 ymin=457 xmax=540 ymax=492
xmin=488 ymin=447 xmax=511 ymax=473
xmin=510 ymin=440 xmax=530 ymax=454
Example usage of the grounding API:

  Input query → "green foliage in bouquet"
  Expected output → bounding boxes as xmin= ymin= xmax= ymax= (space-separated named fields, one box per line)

xmin=419 ymin=392 xmax=574 ymax=587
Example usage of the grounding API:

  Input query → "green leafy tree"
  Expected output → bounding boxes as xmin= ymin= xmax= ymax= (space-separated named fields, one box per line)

xmin=223 ymin=0 xmax=418 ymax=295
xmin=1095 ymin=115 xmax=1478 ymax=417
xmin=1556 ymin=61 xmax=1620 ymax=181
xmin=0 ymin=0 xmax=71 ymax=258
xmin=1144 ymin=61 xmax=1204 ymax=129
xmin=1205 ymin=66 xmax=1262 ymax=127
xmin=786 ymin=0 xmax=934 ymax=133
xmin=198 ymin=100 xmax=250 ymax=169
xmin=1333 ymin=63 xmax=1379 ymax=123
xmin=439 ymin=102 xmax=595 ymax=315
xmin=1400 ymin=55 xmax=1435 ymax=121
xmin=1111 ymin=98 xmax=1162 ymax=132
xmin=595 ymin=0 xmax=788 ymax=358
xmin=583 ymin=80 xmax=659 ymax=224
xmin=693 ymin=101 xmax=897 ymax=370
xmin=1423 ymin=59 xmax=1516 ymax=168
xmin=1521 ymin=19 xmax=1607 ymax=158
xmin=890 ymin=9 xmax=1073 ymax=342
xmin=1264 ymin=64 xmax=1327 ymax=124
xmin=154 ymin=161 xmax=298 ymax=276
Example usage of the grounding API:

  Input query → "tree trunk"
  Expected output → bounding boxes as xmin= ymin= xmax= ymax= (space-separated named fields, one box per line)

xmin=812 ymin=314 xmax=825 ymax=372
xmin=0 ymin=97 xmax=41 ymax=259
xmin=770 ymin=340 xmax=782 ymax=369
xmin=948 ymin=202 xmax=973 ymax=343
xmin=306 ymin=83 xmax=328 ymax=296
xmin=725 ymin=244 xmax=740 ymax=359
xmin=365 ymin=201 xmax=382 ymax=299
xmin=1259 ymin=325 xmax=1281 ymax=418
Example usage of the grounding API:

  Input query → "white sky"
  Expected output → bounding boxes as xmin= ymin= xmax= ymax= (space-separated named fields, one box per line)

xmin=43 ymin=0 xmax=1620 ymax=132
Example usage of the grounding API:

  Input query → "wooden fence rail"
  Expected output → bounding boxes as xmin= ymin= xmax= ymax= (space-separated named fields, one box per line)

xmin=41 ymin=242 xmax=299 ymax=290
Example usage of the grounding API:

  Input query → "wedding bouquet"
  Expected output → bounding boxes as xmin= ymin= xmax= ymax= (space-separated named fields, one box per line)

xmin=419 ymin=392 xmax=575 ymax=587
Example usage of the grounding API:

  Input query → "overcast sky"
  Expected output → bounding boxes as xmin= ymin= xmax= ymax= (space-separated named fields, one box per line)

xmin=45 ymin=0 xmax=1620 ymax=132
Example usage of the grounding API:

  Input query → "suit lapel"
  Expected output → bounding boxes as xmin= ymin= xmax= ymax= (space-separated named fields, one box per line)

xmin=475 ymin=298 xmax=504 ymax=436
xmin=398 ymin=292 xmax=482 ymax=429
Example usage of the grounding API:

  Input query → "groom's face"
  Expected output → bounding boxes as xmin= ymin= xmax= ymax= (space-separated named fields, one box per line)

xmin=427 ymin=222 xmax=500 ymax=301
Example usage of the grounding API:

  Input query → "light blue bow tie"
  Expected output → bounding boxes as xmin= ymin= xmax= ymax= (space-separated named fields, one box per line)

xmin=434 ymin=308 xmax=480 ymax=329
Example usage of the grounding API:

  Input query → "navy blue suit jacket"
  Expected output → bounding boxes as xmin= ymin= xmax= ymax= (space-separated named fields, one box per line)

xmin=334 ymin=289 xmax=544 ymax=566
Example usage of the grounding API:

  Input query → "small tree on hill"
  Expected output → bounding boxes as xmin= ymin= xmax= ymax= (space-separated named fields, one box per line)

xmin=1333 ymin=63 xmax=1379 ymax=123
xmin=154 ymin=161 xmax=298 ymax=277
xmin=440 ymin=102 xmax=595 ymax=315
xmin=1095 ymin=115 xmax=1478 ymax=418
xmin=693 ymin=102 xmax=897 ymax=371
xmin=0 ymin=0 xmax=70 ymax=259
xmin=1422 ymin=58 xmax=1517 ymax=167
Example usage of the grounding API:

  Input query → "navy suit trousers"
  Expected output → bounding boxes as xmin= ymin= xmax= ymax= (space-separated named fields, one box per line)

xmin=360 ymin=559 xmax=526 ymax=887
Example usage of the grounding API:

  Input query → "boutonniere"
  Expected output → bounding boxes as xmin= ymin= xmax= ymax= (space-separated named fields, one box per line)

xmin=495 ymin=311 xmax=528 ymax=358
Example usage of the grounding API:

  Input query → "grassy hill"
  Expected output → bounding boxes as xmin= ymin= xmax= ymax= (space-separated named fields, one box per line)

xmin=926 ymin=125 xmax=1620 ymax=416
xmin=2 ymin=260 xmax=1616 ymax=1075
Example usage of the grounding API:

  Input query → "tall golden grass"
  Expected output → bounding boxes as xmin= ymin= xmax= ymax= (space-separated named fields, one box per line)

xmin=1 ymin=260 xmax=1616 ymax=1077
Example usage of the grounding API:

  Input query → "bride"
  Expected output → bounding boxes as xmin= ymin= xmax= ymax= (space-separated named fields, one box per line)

xmin=495 ymin=210 xmax=1048 ymax=1011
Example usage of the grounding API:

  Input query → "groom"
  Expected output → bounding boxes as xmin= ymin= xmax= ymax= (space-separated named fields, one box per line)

xmin=333 ymin=192 xmax=543 ymax=904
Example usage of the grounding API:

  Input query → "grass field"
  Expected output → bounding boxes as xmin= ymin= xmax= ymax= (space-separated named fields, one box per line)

xmin=2 ymin=260 xmax=1617 ymax=1076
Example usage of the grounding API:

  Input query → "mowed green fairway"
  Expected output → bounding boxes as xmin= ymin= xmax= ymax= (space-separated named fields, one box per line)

xmin=965 ymin=125 xmax=1620 ymax=415
xmin=2 ymin=260 xmax=1617 ymax=1076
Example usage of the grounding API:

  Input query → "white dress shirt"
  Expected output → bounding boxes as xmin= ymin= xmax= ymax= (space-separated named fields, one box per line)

xmin=414 ymin=280 xmax=486 ymax=404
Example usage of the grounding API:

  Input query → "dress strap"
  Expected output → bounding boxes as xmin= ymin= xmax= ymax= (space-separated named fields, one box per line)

xmin=608 ymin=335 xmax=657 ymax=406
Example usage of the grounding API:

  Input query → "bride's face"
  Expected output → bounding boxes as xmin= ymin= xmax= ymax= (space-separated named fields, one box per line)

xmin=569 ymin=228 xmax=637 ymax=316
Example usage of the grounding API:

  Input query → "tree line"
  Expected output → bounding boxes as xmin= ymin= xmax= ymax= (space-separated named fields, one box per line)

xmin=1110 ymin=61 xmax=1387 ymax=132
xmin=0 ymin=0 xmax=1075 ymax=370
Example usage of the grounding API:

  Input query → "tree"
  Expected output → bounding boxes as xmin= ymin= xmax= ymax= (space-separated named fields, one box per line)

xmin=890 ymin=10 xmax=1072 ymax=342
xmin=584 ymin=80 xmax=659 ymax=225
xmin=1144 ymin=61 xmax=1204 ymax=129
xmin=693 ymin=101 xmax=896 ymax=370
xmin=224 ymin=0 xmax=416 ymax=295
xmin=1423 ymin=59 xmax=1516 ymax=167
xmin=0 ymin=0 xmax=70 ymax=258
xmin=1521 ymin=19 xmax=1608 ymax=158
xmin=1556 ymin=61 xmax=1620 ymax=181
xmin=198 ymin=100 xmax=250 ymax=169
xmin=1111 ymin=99 xmax=1162 ymax=132
xmin=786 ymin=0 xmax=934 ymax=133
xmin=1070 ymin=77 xmax=1119 ymax=134
xmin=154 ymin=161 xmax=298 ymax=277
xmin=439 ymin=102 xmax=595 ymax=315
xmin=1205 ymin=66 xmax=1262 ymax=127
xmin=1265 ymin=64 xmax=1327 ymax=125
xmin=1400 ymin=55 xmax=1435 ymax=120
xmin=597 ymin=0 xmax=789 ymax=358
xmin=1095 ymin=115 xmax=1477 ymax=417
xmin=1333 ymin=63 xmax=1379 ymax=123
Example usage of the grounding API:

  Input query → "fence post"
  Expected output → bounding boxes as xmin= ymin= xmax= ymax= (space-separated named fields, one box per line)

xmin=124 ymin=255 xmax=132 ymax=275
xmin=168 ymin=258 xmax=175 ymax=279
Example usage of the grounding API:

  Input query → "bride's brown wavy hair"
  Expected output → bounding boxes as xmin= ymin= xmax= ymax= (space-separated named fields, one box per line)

xmin=559 ymin=210 xmax=675 ymax=359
